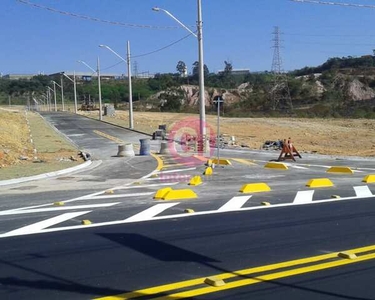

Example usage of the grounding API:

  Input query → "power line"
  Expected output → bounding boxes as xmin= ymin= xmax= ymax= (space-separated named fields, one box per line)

xmin=290 ymin=0 xmax=375 ymax=9
xmin=102 ymin=33 xmax=194 ymax=71
xmin=16 ymin=0 xmax=191 ymax=30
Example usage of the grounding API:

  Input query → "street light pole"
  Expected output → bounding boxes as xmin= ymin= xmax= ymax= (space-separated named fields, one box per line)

xmin=60 ymin=76 xmax=64 ymax=111
xmin=153 ymin=1 xmax=206 ymax=139
xmin=78 ymin=60 xmax=102 ymax=120
xmin=62 ymin=72 xmax=78 ymax=114
xmin=97 ymin=56 xmax=103 ymax=121
xmin=52 ymin=81 xmax=63 ymax=111
xmin=99 ymin=43 xmax=133 ymax=129
xmin=52 ymin=83 xmax=57 ymax=111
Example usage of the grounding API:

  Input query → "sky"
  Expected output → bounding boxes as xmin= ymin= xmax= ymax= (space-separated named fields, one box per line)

xmin=2 ymin=0 xmax=375 ymax=76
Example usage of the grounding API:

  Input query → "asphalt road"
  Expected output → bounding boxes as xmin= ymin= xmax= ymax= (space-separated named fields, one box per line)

xmin=1 ymin=198 xmax=375 ymax=299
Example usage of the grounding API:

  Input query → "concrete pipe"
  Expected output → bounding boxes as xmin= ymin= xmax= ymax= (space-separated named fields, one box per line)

xmin=117 ymin=144 xmax=135 ymax=157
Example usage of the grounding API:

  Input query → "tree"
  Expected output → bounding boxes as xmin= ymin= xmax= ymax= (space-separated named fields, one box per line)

xmin=176 ymin=61 xmax=187 ymax=76
xmin=192 ymin=61 xmax=209 ymax=78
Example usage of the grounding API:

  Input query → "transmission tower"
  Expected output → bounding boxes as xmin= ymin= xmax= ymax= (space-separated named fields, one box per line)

xmin=133 ymin=61 xmax=139 ymax=78
xmin=270 ymin=26 xmax=292 ymax=110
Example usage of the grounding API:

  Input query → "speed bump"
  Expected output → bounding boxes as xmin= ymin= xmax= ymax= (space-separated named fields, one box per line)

xmin=204 ymin=167 xmax=213 ymax=175
xmin=264 ymin=162 xmax=288 ymax=170
xmin=204 ymin=276 xmax=226 ymax=287
xmin=306 ymin=178 xmax=334 ymax=188
xmin=153 ymin=187 xmax=173 ymax=200
xmin=240 ymin=183 xmax=271 ymax=193
xmin=327 ymin=166 xmax=354 ymax=174
xmin=189 ymin=175 xmax=202 ymax=186
xmin=162 ymin=189 xmax=197 ymax=201
xmin=338 ymin=252 xmax=357 ymax=260
xmin=212 ymin=159 xmax=232 ymax=166
xmin=363 ymin=174 xmax=375 ymax=183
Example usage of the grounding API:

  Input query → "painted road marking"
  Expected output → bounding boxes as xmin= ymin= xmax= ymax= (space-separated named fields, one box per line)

xmin=79 ymin=192 xmax=154 ymax=200
xmin=156 ymin=167 xmax=197 ymax=174
xmin=125 ymin=203 xmax=179 ymax=222
xmin=293 ymin=190 xmax=315 ymax=204
xmin=94 ymin=244 xmax=375 ymax=300
xmin=0 ymin=203 xmax=119 ymax=216
xmin=1 ymin=211 xmax=91 ymax=237
xmin=218 ymin=196 xmax=252 ymax=211
xmin=354 ymin=185 xmax=373 ymax=197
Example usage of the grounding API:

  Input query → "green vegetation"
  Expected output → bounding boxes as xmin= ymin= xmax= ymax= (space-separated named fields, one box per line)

xmin=2 ymin=56 xmax=375 ymax=118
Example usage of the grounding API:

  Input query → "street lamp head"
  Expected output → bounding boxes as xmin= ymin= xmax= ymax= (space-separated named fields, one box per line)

xmin=152 ymin=7 xmax=160 ymax=12
xmin=99 ymin=44 xmax=106 ymax=48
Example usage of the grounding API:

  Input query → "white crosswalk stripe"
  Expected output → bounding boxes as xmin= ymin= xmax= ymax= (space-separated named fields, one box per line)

xmin=218 ymin=196 xmax=252 ymax=211
xmin=293 ymin=190 xmax=315 ymax=204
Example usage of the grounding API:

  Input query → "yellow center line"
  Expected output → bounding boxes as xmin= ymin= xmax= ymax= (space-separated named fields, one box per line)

xmin=94 ymin=244 xmax=375 ymax=300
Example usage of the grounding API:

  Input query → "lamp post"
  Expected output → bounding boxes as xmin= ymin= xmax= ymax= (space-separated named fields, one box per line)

xmin=52 ymin=80 xmax=63 ymax=111
xmin=99 ymin=43 xmax=133 ymax=129
xmin=62 ymin=72 xmax=78 ymax=114
xmin=78 ymin=59 xmax=103 ymax=121
xmin=48 ymin=86 xmax=57 ymax=111
xmin=153 ymin=1 xmax=206 ymax=139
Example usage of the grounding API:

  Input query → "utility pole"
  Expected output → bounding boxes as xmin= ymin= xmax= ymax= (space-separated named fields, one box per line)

xmin=270 ymin=26 xmax=292 ymax=110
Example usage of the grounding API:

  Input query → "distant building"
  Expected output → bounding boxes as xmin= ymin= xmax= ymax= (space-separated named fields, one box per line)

xmin=49 ymin=71 xmax=123 ymax=81
xmin=3 ymin=74 xmax=36 ymax=80
xmin=217 ymin=69 xmax=250 ymax=76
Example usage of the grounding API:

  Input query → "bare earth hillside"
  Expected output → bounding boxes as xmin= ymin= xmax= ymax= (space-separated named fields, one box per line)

xmin=83 ymin=111 xmax=375 ymax=157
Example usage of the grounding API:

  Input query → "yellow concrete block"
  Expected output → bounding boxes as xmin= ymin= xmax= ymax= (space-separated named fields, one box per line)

xmin=264 ymin=162 xmax=288 ymax=170
xmin=327 ymin=166 xmax=354 ymax=174
xmin=306 ymin=178 xmax=334 ymax=188
xmin=105 ymin=190 xmax=114 ymax=194
xmin=54 ymin=201 xmax=65 ymax=206
xmin=240 ymin=183 xmax=271 ymax=193
xmin=189 ymin=175 xmax=202 ymax=186
xmin=212 ymin=159 xmax=232 ymax=166
xmin=162 ymin=189 xmax=198 ymax=200
xmin=261 ymin=201 xmax=271 ymax=206
xmin=204 ymin=276 xmax=226 ymax=287
xmin=151 ymin=173 xmax=159 ymax=178
xmin=184 ymin=208 xmax=195 ymax=213
xmin=363 ymin=174 xmax=375 ymax=183
xmin=206 ymin=159 xmax=213 ymax=166
xmin=338 ymin=252 xmax=357 ymax=260
xmin=154 ymin=187 xmax=173 ymax=200
xmin=81 ymin=220 xmax=92 ymax=225
xmin=204 ymin=167 xmax=213 ymax=176
xmin=331 ymin=195 xmax=341 ymax=199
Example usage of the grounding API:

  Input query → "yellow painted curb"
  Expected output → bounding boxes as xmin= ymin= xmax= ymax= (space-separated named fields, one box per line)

xmin=264 ymin=162 xmax=288 ymax=170
xmin=240 ymin=183 xmax=271 ymax=193
xmin=184 ymin=208 xmax=195 ymax=213
xmin=54 ymin=201 xmax=65 ymax=206
xmin=261 ymin=201 xmax=271 ymax=206
xmin=204 ymin=166 xmax=213 ymax=176
xmin=154 ymin=187 xmax=173 ymax=200
xmin=162 ymin=189 xmax=198 ymax=201
xmin=81 ymin=220 xmax=92 ymax=225
xmin=338 ymin=252 xmax=357 ymax=260
xmin=212 ymin=159 xmax=232 ymax=166
xmin=331 ymin=195 xmax=341 ymax=199
xmin=189 ymin=175 xmax=202 ymax=186
xmin=204 ymin=276 xmax=226 ymax=287
xmin=306 ymin=178 xmax=334 ymax=188
xmin=150 ymin=152 xmax=164 ymax=171
xmin=363 ymin=174 xmax=375 ymax=183
xmin=327 ymin=166 xmax=354 ymax=174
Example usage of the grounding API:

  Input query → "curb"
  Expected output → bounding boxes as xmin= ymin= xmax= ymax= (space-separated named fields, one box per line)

xmin=0 ymin=160 xmax=97 ymax=187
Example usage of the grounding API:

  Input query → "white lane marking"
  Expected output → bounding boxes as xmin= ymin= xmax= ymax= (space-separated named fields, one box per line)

xmin=218 ymin=196 xmax=252 ymax=211
xmin=354 ymin=186 xmax=373 ymax=197
xmin=290 ymin=165 xmax=309 ymax=170
xmin=155 ymin=167 xmax=197 ymax=174
xmin=125 ymin=203 xmax=179 ymax=222
xmin=293 ymin=190 xmax=315 ymax=204
xmin=0 ymin=203 xmax=119 ymax=216
xmin=3 ymin=193 xmax=375 ymax=238
xmin=81 ymin=192 xmax=154 ymax=200
xmin=113 ymin=183 xmax=179 ymax=190
xmin=1 ymin=211 xmax=91 ymax=237
xmin=67 ymin=134 xmax=85 ymax=137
